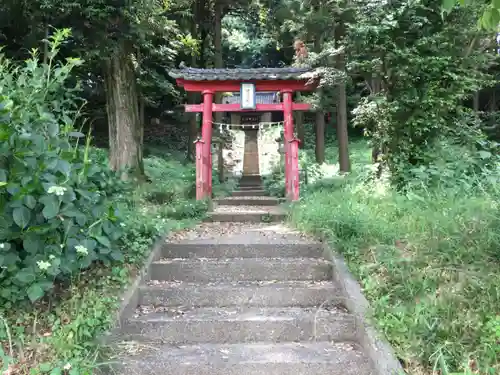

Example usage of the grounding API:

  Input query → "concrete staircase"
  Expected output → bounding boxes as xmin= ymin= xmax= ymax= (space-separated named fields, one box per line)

xmin=206 ymin=175 xmax=286 ymax=223
xmin=109 ymin=176 xmax=382 ymax=375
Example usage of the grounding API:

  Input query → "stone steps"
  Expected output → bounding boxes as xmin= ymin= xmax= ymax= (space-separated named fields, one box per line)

xmin=109 ymin=176 xmax=389 ymax=375
xmin=138 ymin=281 xmax=343 ymax=308
xmin=149 ymin=257 xmax=332 ymax=282
xmin=238 ymin=185 xmax=263 ymax=190
xmin=160 ymin=243 xmax=324 ymax=259
xmin=231 ymin=189 xmax=267 ymax=197
xmin=206 ymin=211 xmax=286 ymax=222
xmin=210 ymin=177 xmax=283 ymax=222
xmin=120 ymin=306 xmax=358 ymax=344
xmin=114 ymin=342 xmax=374 ymax=375
xmin=216 ymin=196 xmax=279 ymax=206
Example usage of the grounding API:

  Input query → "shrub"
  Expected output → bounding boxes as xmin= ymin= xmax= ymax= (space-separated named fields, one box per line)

xmin=0 ymin=30 xmax=127 ymax=307
xmin=162 ymin=199 xmax=208 ymax=220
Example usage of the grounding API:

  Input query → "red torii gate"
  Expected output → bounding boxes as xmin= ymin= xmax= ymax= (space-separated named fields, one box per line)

xmin=169 ymin=67 xmax=319 ymax=201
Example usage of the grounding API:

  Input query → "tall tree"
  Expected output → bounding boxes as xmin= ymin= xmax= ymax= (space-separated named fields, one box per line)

xmin=313 ymin=35 xmax=325 ymax=163
xmin=335 ymin=21 xmax=351 ymax=172
xmin=349 ymin=0 xmax=496 ymax=187
xmin=0 ymin=0 xmax=183 ymax=178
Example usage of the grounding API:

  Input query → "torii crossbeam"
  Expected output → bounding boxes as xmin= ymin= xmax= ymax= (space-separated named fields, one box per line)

xmin=169 ymin=67 xmax=320 ymax=201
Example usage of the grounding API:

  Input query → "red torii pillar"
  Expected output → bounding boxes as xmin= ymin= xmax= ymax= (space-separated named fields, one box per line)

xmin=282 ymin=89 xmax=294 ymax=200
xmin=201 ymin=90 xmax=214 ymax=196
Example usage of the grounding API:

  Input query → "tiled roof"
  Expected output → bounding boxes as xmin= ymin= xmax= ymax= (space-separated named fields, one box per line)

xmin=169 ymin=67 xmax=317 ymax=81
xmin=223 ymin=91 xmax=278 ymax=105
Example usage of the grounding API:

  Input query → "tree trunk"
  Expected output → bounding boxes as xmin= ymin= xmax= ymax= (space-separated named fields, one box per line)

xmin=197 ymin=0 xmax=209 ymax=69
xmin=137 ymin=49 xmax=145 ymax=162
xmin=43 ymin=26 xmax=49 ymax=65
xmin=138 ymin=94 xmax=145 ymax=163
xmin=313 ymin=35 xmax=325 ymax=163
xmin=315 ymin=111 xmax=325 ymax=163
xmin=370 ymin=75 xmax=382 ymax=170
xmin=187 ymin=93 xmax=199 ymax=161
xmin=187 ymin=4 xmax=200 ymax=161
xmin=214 ymin=1 xmax=223 ymax=124
xmin=473 ymin=91 xmax=479 ymax=112
xmin=335 ymin=25 xmax=351 ymax=173
xmin=489 ymin=89 xmax=496 ymax=112
xmin=104 ymin=41 xmax=144 ymax=178
xmin=214 ymin=0 xmax=224 ymax=179
xmin=489 ymin=89 xmax=497 ymax=129
xmin=218 ymin=140 xmax=224 ymax=182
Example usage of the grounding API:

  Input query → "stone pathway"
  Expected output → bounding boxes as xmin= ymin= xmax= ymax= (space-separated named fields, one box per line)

xmin=109 ymin=176 xmax=379 ymax=374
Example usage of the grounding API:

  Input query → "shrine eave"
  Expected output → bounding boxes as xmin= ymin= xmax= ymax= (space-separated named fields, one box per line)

xmin=168 ymin=67 xmax=319 ymax=82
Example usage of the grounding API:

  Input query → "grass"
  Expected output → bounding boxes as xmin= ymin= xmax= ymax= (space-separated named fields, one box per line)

xmin=288 ymin=139 xmax=500 ymax=375
xmin=0 ymin=149 xmax=234 ymax=374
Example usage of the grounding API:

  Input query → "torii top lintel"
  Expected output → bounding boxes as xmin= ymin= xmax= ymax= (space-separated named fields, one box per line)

xmin=168 ymin=67 xmax=320 ymax=93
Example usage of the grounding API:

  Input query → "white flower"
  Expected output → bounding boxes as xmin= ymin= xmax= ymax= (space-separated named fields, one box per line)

xmin=75 ymin=245 xmax=88 ymax=256
xmin=49 ymin=255 xmax=55 ymax=260
xmin=0 ymin=243 xmax=5 ymax=249
xmin=63 ymin=363 xmax=72 ymax=370
xmin=47 ymin=185 xmax=67 ymax=196
xmin=37 ymin=260 xmax=51 ymax=271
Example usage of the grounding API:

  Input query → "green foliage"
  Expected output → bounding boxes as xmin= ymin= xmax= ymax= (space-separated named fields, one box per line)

xmin=0 ymin=31 xmax=128 ymax=307
xmin=0 ymin=150 xmax=214 ymax=373
xmin=263 ymin=165 xmax=286 ymax=197
xmin=349 ymin=0 xmax=497 ymax=188
xmin=442 ymin=0 xmax=500 ymax=30
xmin=290 ymin=142 xmax=500 ymax=375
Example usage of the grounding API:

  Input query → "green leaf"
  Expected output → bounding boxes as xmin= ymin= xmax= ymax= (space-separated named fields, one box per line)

xmin=492 ymin=7 xmax=500 ymax=24
xmin=98 ymin=247 xmax=111 ymax=255
xmin=7 ymin=183 xmax=20 ymax=195
xmin=21 ymin=176 xmax=32 ymax=186
xmin=442 ymin=0 xmax=456 ymax=12
xmin=40 ymin=195 xmax=60 ymax=219
xmin=16 ymin=268 xmax=36 ymax=284
xmin=494 ymin=0 xmax=500 ymax=9
xmin=25 ymin=157 xmax=37 ymax=169
xmin=76 ymin=188 xmax=95 ymax=200
xmin=69 ymin=131 xmax=85 ymax=138
xmin=81 ymin=239 xmax=97 ymax=252
xmin=13 ymin=206 xmax=31 ymax=229
xmin=481 ymin=8 xmax=494 ymax=29
xmin=61 ymin=206 xmax=81 ymax=217
xmin=46 ymin=157 xmax=58 ymax=170
xmin=47 ymin=122 xmax=59 ymax=137
xmin=110 ymin=250 xmax=124 ymax=261
xmin=24 ymin=195 xmax=37 ymax=209
xmin=23 ymin=236 xmax=43 ymax=254
xmin=95 ymin=235 xmax=111 ymax=248
xmin=39 ymin=363 xmax=52 ymax=372
xmin=56 ymin=160 xmax=71 ymax=176
xmin=479 ymin=150 xmax=492 ymax=159
xmin=27 ymin=283 xmax=45 ymax=302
